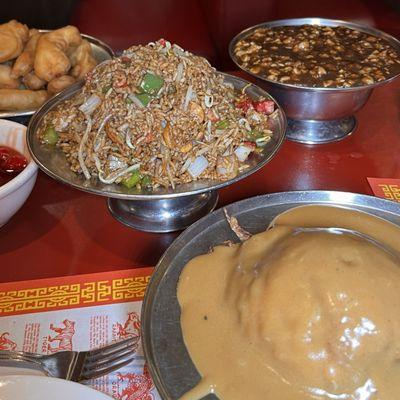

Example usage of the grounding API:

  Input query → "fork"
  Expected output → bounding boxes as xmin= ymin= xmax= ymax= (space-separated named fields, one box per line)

xmin=0 ymin=336 xmax=139 ymax=382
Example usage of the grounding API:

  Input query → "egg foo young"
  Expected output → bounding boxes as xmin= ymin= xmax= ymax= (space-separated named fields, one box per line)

xmin=177 ymin=206 xmax=400 ymax=400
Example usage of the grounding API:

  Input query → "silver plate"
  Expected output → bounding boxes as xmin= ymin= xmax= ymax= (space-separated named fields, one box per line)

xmin=141 ymin=190 xmax=400 ymax=400
xmin=0 ymin=31 xmax=114 ymax=119
xmin=27 ymin=73 xmax=286 ymax=200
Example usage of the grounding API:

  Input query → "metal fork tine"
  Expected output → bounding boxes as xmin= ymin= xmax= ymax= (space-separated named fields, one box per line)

xmin=87 ymin=337 xmax=138 ymax=357
xmin=85 ymin=346 xmax=134 ymax=368
xmin=81 ymin=353 xmax=135 ymax=381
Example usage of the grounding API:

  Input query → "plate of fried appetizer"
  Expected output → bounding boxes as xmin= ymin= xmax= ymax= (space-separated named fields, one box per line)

xmin=0 ymin=20 xmax=114 ymax=118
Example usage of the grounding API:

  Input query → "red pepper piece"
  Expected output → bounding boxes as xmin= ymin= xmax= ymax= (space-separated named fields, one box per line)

xmin=120 ymin=56 xmax=131 ymax=64
xmin=253 ymin=100 xmax=275 ymax=115
xmin=236 ymin=98 xmax=254 ymax=113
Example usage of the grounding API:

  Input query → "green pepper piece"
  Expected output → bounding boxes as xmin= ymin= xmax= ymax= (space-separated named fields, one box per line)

xmin=135 ymin=92 xmax=152 ymax=107
xmin=141 ymin=175 xmax=152 ymax=188
xmin=247 ymin=130 xmax=264 ymax=141
xmin=140 ymin=73 xmax=164 ymax=96
xmin=102 ymin=85 xmax=112 ymax=94
xmin=125 ymin=97 xmax=133 ymax=104
xmin=216 ymin=119 xmax=229 ymax=129
xmin=43 ymin=126 xmax=58 ymax=145
xmin=122 ymin=170 xmax=142 ymax=189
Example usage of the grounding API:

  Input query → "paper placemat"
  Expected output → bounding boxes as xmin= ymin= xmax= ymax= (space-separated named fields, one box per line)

xmin=367 ymin=177 xmax=400 ymax=203
xmin=0 ymin=267 xmax=161 ymax=400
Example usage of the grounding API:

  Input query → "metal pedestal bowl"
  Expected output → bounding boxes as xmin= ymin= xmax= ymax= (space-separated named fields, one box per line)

xmin=27 ymin=74 xmax=286 ymax=233
xmin=229 ymin=18 xmax=400 ymax=144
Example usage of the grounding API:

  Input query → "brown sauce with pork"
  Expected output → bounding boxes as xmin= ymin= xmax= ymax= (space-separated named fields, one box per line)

xmin=234 ymin=25 xmax=400 ymax=87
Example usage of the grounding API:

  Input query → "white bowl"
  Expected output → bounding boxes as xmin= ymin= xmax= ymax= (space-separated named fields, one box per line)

xmin=0 ymin=119 xmax=38 ymax=227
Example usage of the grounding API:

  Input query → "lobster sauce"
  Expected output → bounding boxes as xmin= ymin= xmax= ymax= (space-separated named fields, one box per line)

xmin=177 ymin=205 xmax=400 ymax=400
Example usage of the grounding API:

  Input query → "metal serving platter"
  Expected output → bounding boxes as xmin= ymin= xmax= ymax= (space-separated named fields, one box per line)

xmin=27 ymin=73 xmax=286 ymax=200
xmin=0 ymin=32 xmax=114 ymax=119
xmin=141 ymin=190 xmax=400 ymax=400
xmin=27 ymin=73 xmax=286 ymax=232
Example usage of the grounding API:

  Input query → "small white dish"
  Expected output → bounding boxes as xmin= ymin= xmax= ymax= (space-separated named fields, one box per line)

xmin=0 ymin=119 xmax=38 ymax=227
xmin=0 ymin=375 xmax=112 ymax=399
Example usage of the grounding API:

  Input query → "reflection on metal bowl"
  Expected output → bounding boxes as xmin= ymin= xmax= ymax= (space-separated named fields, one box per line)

xmin=27 ymin=73 xmax=286 ymax=232
xmin=229 ymin=18 xmax=400 ymax=144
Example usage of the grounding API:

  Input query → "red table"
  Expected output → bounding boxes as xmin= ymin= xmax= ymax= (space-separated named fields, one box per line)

xmin=1 ymin=74 xmax=400 ymax=283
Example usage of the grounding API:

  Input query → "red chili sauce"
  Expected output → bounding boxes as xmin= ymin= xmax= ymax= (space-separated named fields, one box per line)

xmin=0 ymin=145 xmax=28 ymax=187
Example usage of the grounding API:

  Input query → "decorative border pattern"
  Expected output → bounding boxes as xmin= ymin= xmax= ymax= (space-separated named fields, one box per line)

xmin=0 ymin=268 xmax=153 ymax=316
xmin=367 ymin=178 xmax=400 ymax=203
xmin=378 ymin=184 xmax=400 ymax=202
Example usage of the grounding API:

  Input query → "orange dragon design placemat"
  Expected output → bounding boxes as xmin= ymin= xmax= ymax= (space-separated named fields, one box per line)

xmin=0 ymin=267 xmax=160 ymax=400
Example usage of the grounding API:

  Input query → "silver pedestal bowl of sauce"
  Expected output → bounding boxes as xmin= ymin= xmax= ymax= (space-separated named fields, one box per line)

xmin=27 ymin=74 xmax=286 ymax=233
xmin=229 ymin=18 xmax=400 ymax=144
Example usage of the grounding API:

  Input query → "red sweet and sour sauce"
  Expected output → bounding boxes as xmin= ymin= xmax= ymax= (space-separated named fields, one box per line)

xmin=0 ymin=145 xmax=28 ymax=187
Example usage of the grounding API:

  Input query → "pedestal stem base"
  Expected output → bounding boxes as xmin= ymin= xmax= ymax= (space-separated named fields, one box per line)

xmin=108 ymin=191 xmax=219 ymax=233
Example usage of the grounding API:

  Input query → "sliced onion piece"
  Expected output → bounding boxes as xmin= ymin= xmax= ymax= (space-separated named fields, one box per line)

xmin=93 ymin=114 xmax=111 ymax=152
xmin=78 ymin=116 xmax=92 ymax=180
xmin=128 ymin=93 xmax=144 ymax=108
xmin=125 ymin=131 xmax=135 ymax=149
xmin=180 ymin=157 xmax=192 ymax=174
xmin=238 ymin=118 xmax=251 ymax=131
xmin=223 ymin=82 xmax=234 ymax=90
xmin=183 ymin=85 xmax=193 ymax=110
xmin=204 ymin=94 xmax=213 ymax=108
xmin=108 ymin=155 xmax=127 ymax=171
xmin=175 ymin=62 xmax=184 ymax=82
xmin=187 ymin=156 xmax=208 ymax=178
xmin=79 ymin=94 xmax=102 ymax=116
xmin=216 ymin=155 xmax=238 ymax=178
xmin=93 ymin=154 xmax=103 ymax=174
xmin=118 ymin=123 xmax=130 ymax=131
xmin=205 ymin=120 xmax=212 ymax=142
xmin=234 ymin=144 xmax=254 ymax=162
xmin=172 ymin=44 xmax=186 ymax=56
xmin=98 ymin=163 xmax=141 ymax=184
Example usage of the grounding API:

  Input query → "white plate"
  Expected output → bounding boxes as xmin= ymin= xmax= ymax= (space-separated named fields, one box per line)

xmin=0 ymin=375 xmax=112 ymax=399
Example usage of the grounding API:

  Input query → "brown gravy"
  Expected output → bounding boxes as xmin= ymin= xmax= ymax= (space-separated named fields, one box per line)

xmin=177 ymin=205 xmax=400 ymax=400
xmin=234 ymin=25 xmax=400 ymax=88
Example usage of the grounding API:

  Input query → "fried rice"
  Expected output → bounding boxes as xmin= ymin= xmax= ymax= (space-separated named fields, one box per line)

xmin=38 ymin=39 xmax=278 ymax=190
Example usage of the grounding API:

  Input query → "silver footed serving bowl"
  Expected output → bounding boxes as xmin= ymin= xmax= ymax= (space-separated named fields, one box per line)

xmin=229 ymin=18 xmax=400 ymax=144
xmin=27 ymin=73 xmax=286 ymax=233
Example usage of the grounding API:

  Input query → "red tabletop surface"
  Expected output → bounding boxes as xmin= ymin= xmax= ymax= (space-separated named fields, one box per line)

xmin=1 ymin=71 xmax=400 ymax=283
